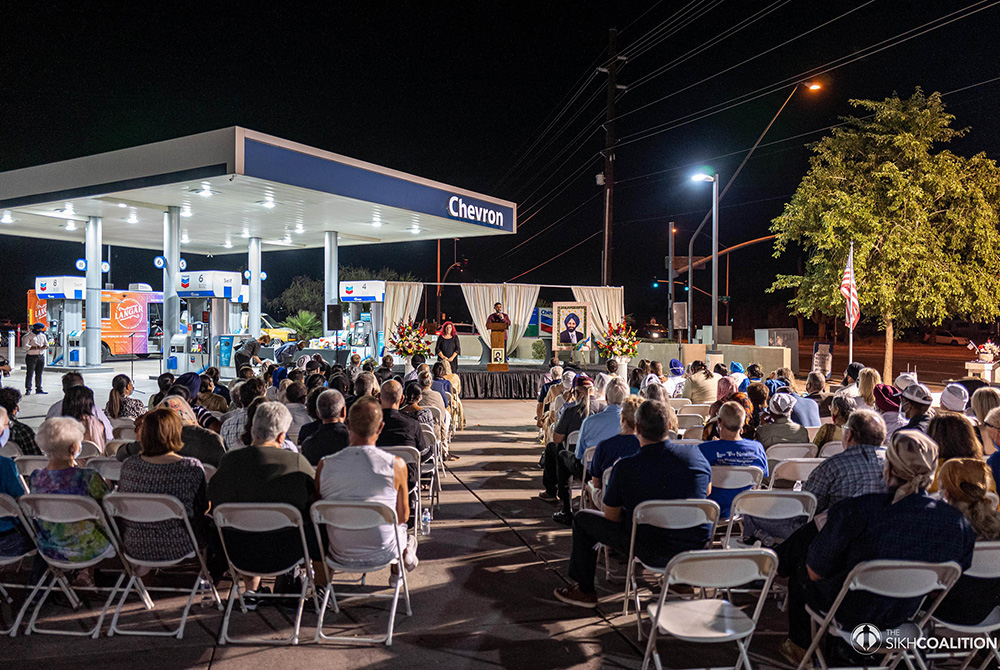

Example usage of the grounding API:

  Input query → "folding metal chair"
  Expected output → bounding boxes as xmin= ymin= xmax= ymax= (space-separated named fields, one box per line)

xmin=711 ymin=466 xmax=765 ymax=496
xmin=419 ymin=424 xmax=443 ymax=508
xmin=767 ymin=458 xmax=823 ymax=490
xmin=641 ymin=548 xmax=779 ymax=670
xmin=109 ymin=418 xmax=134 ymax=430
xmin=928 ymin=541 xmax=1000 ymax=670
xmin=103 ymin=439 xmax=132 ymax=457
xmin=202 ymin=464 xmax=217 ymax=482
xmin=722 ymin=490 xmax=817 ymax=550
xmin=671 ymin=439 xmax=704 ymax=446
xmin=622 ymin=499 xmax=721 ymax=639
xmin=819 ymin=441 xmax=844 ymax=458
xmin=668 ymin=398 xmax=691 ymax=411
xmin=796 ymin=560 xmax=963 ymax=670
xmin=103 ymin=492 xmax=222 ymax=638
xmin=79 ymin=441 xmax=102 ymax=459
xmin=380 ymin=446 xmax=423 ymax=536
xmin=806 ymin=425 xmax=822 ymax=442
xmin=578 ymin=446 xmax=597 ymax=511
xmin=765 ymin=442 xmax=818 ymax=462
xmin=87 ymin=458 xmax=123 ymax=485
xmin=0 ymin=441 xmax=22 ymax=459
xmin=17 ymin=493 xmax=129 ymax=637
xmin=0 ymin=493 xmax=41 ymax=636
xmin=679 ymin=403 xmax=712 ymax=419
xmin=311 ymin=500 xmax=412 ymax=646
xmin=113 ymin=426 xmax=137 ymax=441
xmin=676 ymin=414 xmax=704 ymax=437
xmin=213 ymin=502 xmax=316 ymax=645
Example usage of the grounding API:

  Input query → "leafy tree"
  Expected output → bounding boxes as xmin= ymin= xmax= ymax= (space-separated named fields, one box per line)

xmin=281 ymin=310 xmax=323 ymax=340
xmin=770 ymin=90 xmax=1000 ymax=379
xmin=269 ymin=266 xmax=421 ymax=317
xmin=339 ymin=265 xmax=419 ymax=283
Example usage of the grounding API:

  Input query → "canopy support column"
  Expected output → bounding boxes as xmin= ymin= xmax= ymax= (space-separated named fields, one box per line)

xmin=324 ymin=231 xmax=339 ymax=336
xmin=163 ymin=206 xmax=181 ymax=365
xmin=249 ymin=237 xmax=262 ymax=338
xmin=85 ymin=216 xmax=102 ymax=366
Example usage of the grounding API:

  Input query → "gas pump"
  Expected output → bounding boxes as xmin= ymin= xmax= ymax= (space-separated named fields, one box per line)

xmin=169 ymin=271 xmax=242 ymax=374
xmin=35 ymin=276 xmax=86 ymax=367
xmin=339 ymin=280 xmax=385 ymax=361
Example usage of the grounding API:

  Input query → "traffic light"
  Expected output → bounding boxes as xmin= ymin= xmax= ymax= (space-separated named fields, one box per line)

xmin=652 ymin=280 xmax=660 ymax=289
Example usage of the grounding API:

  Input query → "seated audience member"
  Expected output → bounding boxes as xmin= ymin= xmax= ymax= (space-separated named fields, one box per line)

xmin=315 ymin=396 xmax=418 ymax=576
xmin=535 ymin=365 xmax=565 ymax=425
xmin=900 ymin=383 xmax=934 ymax=433
xmin=149 ymin=372 xmax=175 ymax=409
xmin=209 ymin=402 xmax=318 ymax=582
xmin=283 ymin=382 xmax=311 ymax=443
xmin=834 ymin=361 xmax=864 ymax=398
xmin=627 ymin=365 xmax=646 ymax=394
xmin=347 ymin=353 xmax=362 ymax=380
xmin=927 ymin=412 xmax=987 ymax=492
xmin=0 ymin=388 xmax=41 ymax=455
xmin=746 ymin=381 xmax=769 ymax=430
xmin=170 ymin=373 xmax=223 ymax=433
xmin=849 ymin=367 xmax=881 ymax=412
xmin=194 ymin=375 xmax=229 ymax=413
xmin=754 ymin=393 xmax=808 ymax=448
xmin=440 ymin=359 xmax=461 ymax=396
xmin=541 ymin=358 xmax=561 ymax=384
xmin=893 ymin=372 xmax=918 ymax=393
xmin=781 ymin=429 xmax=974 ymax=665
xmin=872 ymin=383 xmax=904 ymax=437
xmin=553 ymin=400 xmax=712 ymax=608
xmin=287 ymin=368 xmax=306 ymax=385
xmin=764 ymin=367 xmax=797 ymax=397
xmin=745 ymin=409 xmax=888 ymax=545
xmin=704 ymin=376 xmax=754 ymax=439
xmin=301 ymin=390 xmax=350 ymax=466
xmin=375 ymin=380 xmax=428 ymax=459
xmin=430 ymin=362 xmax=453 ymax=408
xmin=542 ymin=376 xmax=600 ymax=516
xmin=640 ymin=383 xmax=667 ymax=403
xmin=640 ymin=361 xmax=665 ymax=392
xmin=295 ymin=387 xmax=325 ymax=446
xmin=266 ymin=367 xmax=288 ymax=402
xmin=804 ymin=371 xmax=833 ymax=417
xmin=933 ymin=458 xmax=1000 ymax=626
xmin=220 ymin=378 xmax=267 ymax=451
xmin=698 ymin=401 xmax=768 ymax=518
xmin=540 ymin=370 xmax=577 ymax=442
xmin=163 ymin=396 xmax=226 ymax=467
xmin=105 ymin=374 xmax=147 ymax=420
xmin=737 ymin=363 xmax=764 ymax=394
xmin=553 ymin=379 xmax=631 ymax=523
xmin=417 ymin=371 xmax=447 ymax=424
xmin=980 ymin=406 xmax=1000 ymax=485
xmin=971 ymin=386 xmax=1000 ymax=436
xmin=661 ymin=358 xmax=686 ymax=397
xmin=61 ymin=385 xmax=108 ymax=452
xmin=0 ymin=409 xmax=29 ymax=557
xmin=813 ymin=395 xmax=856 ymax=448
xmin=378 ymin=354 xmax=395 ymax=376
xmin=204 ymin=367 xmax=230 ymax=404
xmin=346 ymin=372 xmax=378 ymax=412
xmin=30 ymin=418 xmax=111 ymax=574
xmin=728 ymin=362 xmax=748 ymax=390
xmin=401 ymin=382 xmax=435 ymax=434
xmin=403 ymin=354 xmax=425 ymax=384
xmin=46 ymin=372 xmax=114 ymax=441
xmin=306 ymin=373 xmax=326 ymax=391
xmin=713 ymin=363 xmax=730 ymax=378
xmin=327 ymin=373 xmax=351 ymax=397
xmin=776 ymin=381 xmax=821 ymax=429
xmin=588 ymin=397 xmax=643 ymax=489
xmin=596 ymin=359 xmax=619 ymax=394
xmin=117 ymin=408 xmax=209 ymax=561
xmin=939 ymin=383 xmax=969 ymax=415
xmin=682 ymin=360 xmax=718 ymax=404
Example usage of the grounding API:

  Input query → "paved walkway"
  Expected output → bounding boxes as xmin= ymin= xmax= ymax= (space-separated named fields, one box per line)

xmin=3 ymin=362 xmax=793 ymax=669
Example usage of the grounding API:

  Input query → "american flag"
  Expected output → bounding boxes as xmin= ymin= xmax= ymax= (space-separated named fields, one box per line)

xmin=840 ymin=243 xmax=860 ymax=331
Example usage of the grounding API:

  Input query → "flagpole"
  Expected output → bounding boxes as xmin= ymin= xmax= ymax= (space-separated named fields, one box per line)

xmin=848 ymin=242 xmax=854 ymax=364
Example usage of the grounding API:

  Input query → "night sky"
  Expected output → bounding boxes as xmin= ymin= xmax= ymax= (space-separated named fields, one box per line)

xmin=2 ymin=1 xmax=999 ymax=334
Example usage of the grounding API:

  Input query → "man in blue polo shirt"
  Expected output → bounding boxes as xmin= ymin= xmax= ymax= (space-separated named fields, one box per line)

xmin=698 ymin=401 xmax=767 ymax=518
xmin=553 ymin=400 xmax=712 ymax=608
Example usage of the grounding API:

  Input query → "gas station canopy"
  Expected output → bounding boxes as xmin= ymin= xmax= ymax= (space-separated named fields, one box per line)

xmin=0 ymin=126 xmax=516 ymax=254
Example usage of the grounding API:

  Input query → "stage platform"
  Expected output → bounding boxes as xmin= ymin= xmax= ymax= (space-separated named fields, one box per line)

xmin=458 ymin=364 xmax=607 ymax=400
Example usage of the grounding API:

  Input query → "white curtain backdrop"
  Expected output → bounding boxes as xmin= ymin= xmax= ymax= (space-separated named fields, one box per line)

xmin=384 ymin=281 xmax=424 ymax=333
xmin=461 ymin=283 xmax=539 ymax=355
xmin=571 ymin=286 xmax=624 ymax=342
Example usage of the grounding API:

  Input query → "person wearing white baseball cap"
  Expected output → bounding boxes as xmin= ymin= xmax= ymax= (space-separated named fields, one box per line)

xmin=754 ymin=392 xmax=808 ymax=449
xmin=894 ymin=372 xmax=918 ymax=392
xmin=940 ymin=383 xmax=970 ymax=413
xmin=900 ymin=383 xmax=934 ymax=434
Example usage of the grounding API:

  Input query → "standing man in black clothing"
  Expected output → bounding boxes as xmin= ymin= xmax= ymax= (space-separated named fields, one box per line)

xmin=233 ymin=334 xmax=269 ymax=371
xmin=24 ymin=323 xmax=49 ymax=395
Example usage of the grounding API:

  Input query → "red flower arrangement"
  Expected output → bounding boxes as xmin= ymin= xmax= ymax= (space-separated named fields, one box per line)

xmin=595 ymin=319 xmax=639 ymax=359
xmin=387 ymin=320 xmax=431 ymax=357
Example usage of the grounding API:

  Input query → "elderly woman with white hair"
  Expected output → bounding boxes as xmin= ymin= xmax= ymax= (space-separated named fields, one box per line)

xmin=28 ymin=417 xmax=112 ymax=573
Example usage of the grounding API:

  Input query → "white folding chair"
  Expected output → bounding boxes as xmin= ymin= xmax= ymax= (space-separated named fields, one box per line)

xmin=676 ymin=414 xmax=704 ymax=436
xmin=87 ymin=458 xmax=123 ymax=485
xmin=928 ymin=541 xmax=1000 ymax=670
xmin=78 ymin=441 xmax=102 ymax=459
xmin=765 ymin=443 xmax=818 ymax=462
xmin=679 ymin=404 xmax=712 ymax=419
xmin=113 ymin=426 xmax=137 ymax=441
xmin=103 ymin=492 xmax=222 ymax=638
xmin=711 ymin=465 xmax=765 ymax=493
xmin=566 ymin=430 xmax=580 ymax=454
xmin=722 ymin=490 xmax=817 ymax=550
xmin=17 ymin=493 xmax=128 ymax=637
xmin=671 ymin=439 xmax=704 ymax=446
xmin=668 ymin=398 xmax=691 ymax=410
xmin=14 ymin=456 xmax=50 ymax=491
xmin=806 ymin=425 xmax=822 ymax=441
xmin=578 ymin=446 xmax=597 ymax=510
xmin=767 ymin=458 xmax=824 ymax=490
xmin=622 ymin=499 xmax=721 ymax=639
xmin=987 ymin=491 xmax=1000 ymax=510
xmin=213 ymin=502 xmax=316 ymax=645
xmin=797 ymin=560 xmax=963 ymax=670
xmin=109 ymin=418 xmax=134 ymax=430
xmin=103 ymin=439 xmax=131 ymax=457
xmin=551 ymin=395 xmax=567 ymax=415
xmin=202 ymin=464 xmax=217 ymax=482
xmin=819 ymin=441 xmax=844 ymax=458
xmin=0 ymin=441 xmax=22 ymax=458
xmin=311 ymin=500 xmax=412 ymax=646
xmin=641 ymin=548 xmax=779 ymax=670
xmin=380 ymin=446 xmax=423 ymax=537
xmin=0 ymin=493 xmax=41 ymax=636
xmin=419 ymin=423 xmax=443 ymax=507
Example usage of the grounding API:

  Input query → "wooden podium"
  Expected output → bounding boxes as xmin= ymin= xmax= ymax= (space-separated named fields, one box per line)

xmin=486 ymin=321 xmax=509 ymax=372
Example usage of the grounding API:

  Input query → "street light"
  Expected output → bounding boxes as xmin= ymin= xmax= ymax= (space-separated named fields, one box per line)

xmin=691 ymin=171 xmax=720 ymax=351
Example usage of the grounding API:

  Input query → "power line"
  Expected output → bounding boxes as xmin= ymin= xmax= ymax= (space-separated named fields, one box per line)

xmin=507 ymin=230 xmax=603 ymax=282
xmin=497 ymin=191 xmax=603 ymax=261
xmin=614 ymin=1 xmax=1000 ymax=148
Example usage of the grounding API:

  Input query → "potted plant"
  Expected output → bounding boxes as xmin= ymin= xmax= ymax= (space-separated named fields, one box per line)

xmin=978 ymin=341 xmax=1000 ymax=363
xmin=595 ymin=319 xmax=639 ymax=380
xmin=387 ymin=320 xmax=431 ymax=373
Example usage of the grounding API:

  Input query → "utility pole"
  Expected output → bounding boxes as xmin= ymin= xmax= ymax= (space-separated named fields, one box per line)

xmin=599 ymin=28 xmax=625 ymax=286
xmin=436 ymin=239 xmax=441 ymax=323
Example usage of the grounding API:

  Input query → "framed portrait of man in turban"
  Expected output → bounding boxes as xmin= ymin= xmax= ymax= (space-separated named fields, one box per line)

xmin=552 ymin=302 xmax=591 ymax=352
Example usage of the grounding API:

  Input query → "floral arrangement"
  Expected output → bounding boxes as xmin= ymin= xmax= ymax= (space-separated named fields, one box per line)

xmin=978 ymin=340 xmax=1000 ymax=357
xmin=595 ymin=319 xmax=639 ymax=359
xmin=387 ymin=320 xmax=431 ymax=357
